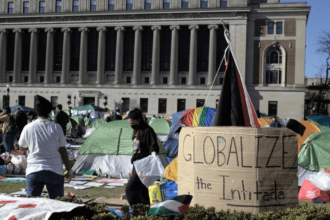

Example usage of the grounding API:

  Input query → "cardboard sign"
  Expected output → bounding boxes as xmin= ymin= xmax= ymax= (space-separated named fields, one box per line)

xmin=178 ymin=127 xmax=298 ymax=213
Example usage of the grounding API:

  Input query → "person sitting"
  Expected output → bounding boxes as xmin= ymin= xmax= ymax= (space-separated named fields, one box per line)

xmin=19 ymin=95 xmax=71 ymax=199
xmin=55 ymin=104 xmax=70 ymax=136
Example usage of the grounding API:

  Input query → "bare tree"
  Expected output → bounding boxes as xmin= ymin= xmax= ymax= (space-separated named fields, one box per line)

xmin=307 ymin=31 xmax=330 ymax=116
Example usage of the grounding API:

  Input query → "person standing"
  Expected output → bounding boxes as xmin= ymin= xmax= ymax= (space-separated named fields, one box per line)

xmin=125 ymin=108 xmax=159 ymax=207
xmin=0 ymin=107 xmax=17 ymax=153
xmin=19 ymin=95 xmax=72 ymax=199
xmin=55 ymin=104 xmax=70 ymax=136
xmin=15 ymin=109 xmax=28 ymax=141
xmin=111 ymin=107 xmax=122 ymax=121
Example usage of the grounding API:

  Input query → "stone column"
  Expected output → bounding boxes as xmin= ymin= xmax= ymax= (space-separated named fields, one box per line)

xmin=114 ymin=26 xmax=125 ymax=84
xmin=0 ymin=30 xmax=7 ymax=83
xmin=61 ymin=28 xmax=71 ymax=84
xmin=132 ymin=26 xmax=143 ymax=85
xmin=45 ymin=28 xmax=55 ymax=84
xmin=28 ymin=29 xmax=38 ymax=84
xmin=188 ymin=25 xmax=199 ymax=86
xmin=151 ymin=26 xmax=161 ymax=85
xmin=78 ymin=27 xmax=88 ymax=85
xmin=13 ymin=29 xmax=23 ymax=84
xmin=96 ymin=27 xmax=107 ymax=85
xmin=207 ymin=25 xmax=218 ymax=86
xmin=169 ymin=26 xmax=180 ymax=85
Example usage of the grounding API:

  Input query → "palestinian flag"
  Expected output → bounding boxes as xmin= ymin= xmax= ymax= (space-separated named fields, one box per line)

xmin=149 ymin=195 xmax=193 ymax=216
xmin=214 ymin=50 xmax=260 ymax=128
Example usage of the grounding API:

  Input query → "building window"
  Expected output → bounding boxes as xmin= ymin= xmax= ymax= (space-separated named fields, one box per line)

xmin=3 ymin=95 xmax=9 ymax=108
xmin=265 ymin=46 xmax=282 ymax=84
xmin=164 ymin=0 xmax=170 ymax=9
xmin=40 ymin=76 xmax=44 ymax=83
xmin=22 ymin=32 xmax=31 ymax=72
xmin=178 ymin=26 xmax=190 ymax=71
xmin=23 ymin=2 xmax=30 ymax=13
xmin=51 ymin=96 xmax=58 ymax=110
xmin=56 ymin=76 xmax=61 ymax=83
xmin=158 ymin=99 xmax=167 ymax=114
xmin=37 ymin=30 xmax=47 ymax=71
xmin=145 ymin=0 xmax=151 ymax=9
xmin=87 ymin=28 xmax=98 ymax=71
xmin=163 ymin=77 xmax=168 ymax=84
xmin=196 ymin=99 xmax=205 ymax=107
xmin=200 ymin=77 xmax=206 ymax=85
xmin=6 ymin=31 xmax=15 ymax=71
xmin=144 ymin=77 xmax=149 ymax=84
xmin=9 ymin=76 xmax=13 ymax=82
xmin=142 ymin=27 xmax=153 ymax=72
xmin=126 ymin=0 xmax=133 ymax=10
xmin=122 ymin=98 xmax=130 ymax=113
xmin=140 ymin=98 xmax=148 ymax=113
xmin=177 ymin=99 xmax=186 ymax=112
xmin=220 ymin=0 xmax=227 ymax=7
xmin=73 ymin=0 xmax=79 ymax=12
xmin=105 ymin=28 xmax=116 ymax=71
xmin=160 ymin=27 xmax=171 ymax=71
xmin=197 ymin=26 xmax=209 ymax=72
xmin=70 ymin=29 xmax=81 ymax=71
xmin=201 ymin=0 xmax=208 ymax=8
xmin=268 ymin=22 xmax=274 ymax=34
xmin=220 ymin=77 xmax=224 ymax=84
xmin=268 ymin=101 xmax=278 ymax=116
xmin=126 ymin=76 xmax=131 ymax=84
xmin=276 ymin=22 xmax=283 ymax=34
xmin=8 ymin=2 xmax=14 ymax=14
xmin=54 ymin=29 xmax=63 ymax=71
xmin=252 ymin=0 xmax=267 ymax=4
xmin=39 ymin=1 xmax=46 ymax=13
xmin=123 ymin=28 xmax=134 ymax=71
xmin=56 ymin=0 xmax=62 ymax=12
xmin=24 ymin=76 xmax=29 ymax=83
xmin=182 ymin=0 xmax=188 ymax=8
xmin=91 ymin=0 xmax=96 ymax=11
xmin=18 ymin=96 xmax=25 ymax=106
xmin=181 ymin=77 xmax=186 ymax=85
xmin=109 ymin=0 xmax=115 ymax=10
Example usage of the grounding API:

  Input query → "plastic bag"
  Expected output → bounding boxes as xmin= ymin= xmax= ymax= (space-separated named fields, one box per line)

xmin=6 ymin=163 xmax=13 ymax=174
xmin=134 ymin=155 xmax=165 ymax=188
xmin=308 ymin=168 xmax=330 ymax=191
xmin=83 ymin=128 xmax=96 ymax=139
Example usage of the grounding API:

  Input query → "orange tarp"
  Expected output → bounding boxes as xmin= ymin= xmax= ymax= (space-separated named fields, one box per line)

xmin=163 ymin=158 xmax=178 ymax=182
xmin=258 ymin=118 xmax=274 ymax=127
xmin=298 ymin=120 xmax=321 ymax=151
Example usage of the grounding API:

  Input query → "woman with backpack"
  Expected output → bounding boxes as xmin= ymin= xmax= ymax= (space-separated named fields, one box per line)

xmin=0 ymin=106 xmax=17 ymax=153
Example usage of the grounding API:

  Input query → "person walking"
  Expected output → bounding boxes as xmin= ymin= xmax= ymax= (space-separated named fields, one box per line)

xmin=19 ymin=95 xmax=72 ymax=199
xmin=0 ymin=107 xmax=17 ymax=153
xmin=125 ymin=108 xmax=159 ymax=207
xmin=55 ymin=104 xmax=70 ymax=136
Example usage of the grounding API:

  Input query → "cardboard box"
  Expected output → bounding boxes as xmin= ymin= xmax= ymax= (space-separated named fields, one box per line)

xmin=178 ymin=127 xmax=298 ymax=213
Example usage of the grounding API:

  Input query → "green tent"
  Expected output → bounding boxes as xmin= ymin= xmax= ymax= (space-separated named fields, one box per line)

xmin=72 ymin=104 xmax=105 ymax=112
xmin=148 ymin=118 xmax=171 ymax=135
xmin=79 ymin=120 xmax=166 ymax=155
xmin=298 ymin=129 xmax=330 ymax=171
xmin=91 ymin=118 xmax=105 ymax=129
xmin=67 ymin=116 xmax=84 ymax=134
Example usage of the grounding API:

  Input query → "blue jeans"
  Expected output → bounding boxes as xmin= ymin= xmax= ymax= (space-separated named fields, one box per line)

xmin=26 ymin=171 xmax=64 ymax=199
xmin=3 ymin=131 xmax=16 ymax=153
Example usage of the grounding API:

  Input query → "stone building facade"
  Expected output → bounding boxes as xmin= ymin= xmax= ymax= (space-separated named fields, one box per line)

xmin=0 ymin=0 xmax=309 ymax=119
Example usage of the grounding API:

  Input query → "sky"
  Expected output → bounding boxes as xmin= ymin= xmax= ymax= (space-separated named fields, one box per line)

xmin=280 ymin=0 xmax=330 ymax=78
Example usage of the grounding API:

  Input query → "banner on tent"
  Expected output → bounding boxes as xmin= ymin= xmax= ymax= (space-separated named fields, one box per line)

xmin=178 ymin=127 xmax=298 ymax=214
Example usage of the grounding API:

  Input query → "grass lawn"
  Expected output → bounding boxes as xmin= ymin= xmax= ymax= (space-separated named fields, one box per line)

xmin=0 ymin=179 xmax=126 ymax=200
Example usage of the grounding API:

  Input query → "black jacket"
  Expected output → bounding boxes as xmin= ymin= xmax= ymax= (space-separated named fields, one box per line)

xmin=131 ymin=125 xmax=159 ymax=164
xmin=55 ymin=110 xmax=70 ymax=134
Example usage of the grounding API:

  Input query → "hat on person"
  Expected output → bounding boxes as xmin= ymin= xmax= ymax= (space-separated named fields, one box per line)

xmin=35 ymin=95 xmax=52 ymax=116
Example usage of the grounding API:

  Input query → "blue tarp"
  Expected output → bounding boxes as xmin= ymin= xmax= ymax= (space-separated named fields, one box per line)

xmin=307 ymin=115 xmax=330 ymax=127
xmin=171 ymin=111 xmax=184 ymax=129
xmin=165 ymin=181 xmax=178 ymax=200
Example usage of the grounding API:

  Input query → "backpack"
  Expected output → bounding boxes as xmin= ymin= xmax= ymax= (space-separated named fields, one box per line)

xmin=7 ymin=115 xmax=18 ymax=134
